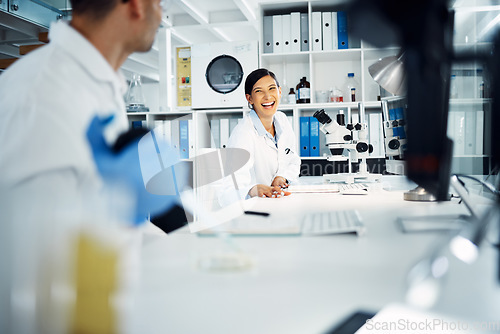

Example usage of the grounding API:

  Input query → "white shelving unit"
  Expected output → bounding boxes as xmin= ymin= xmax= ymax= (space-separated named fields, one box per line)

xmin=127 ymin=0 xmax=497 ymax=178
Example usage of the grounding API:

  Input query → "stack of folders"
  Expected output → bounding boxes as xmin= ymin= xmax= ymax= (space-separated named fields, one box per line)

xmin=263 ymin=12 xmax=308 ymax=53
xmin=311 ymin=11 xmax=348 ymax=51
xmin=299 ymin=116 xmax=320 ymax=157
xmin=148 ymin=119 xmax=194 ymax=160
xmin=263 ymin=11 xmax=348 ymax=54
xmin=209 ymin=118 xmax=243 ymax=149
xmin=447 ymin=110 xmax=484 ymax=156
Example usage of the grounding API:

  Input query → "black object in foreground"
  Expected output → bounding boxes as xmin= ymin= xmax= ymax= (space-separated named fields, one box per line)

xmin=325 ymin=311 xmax=376 ymax=334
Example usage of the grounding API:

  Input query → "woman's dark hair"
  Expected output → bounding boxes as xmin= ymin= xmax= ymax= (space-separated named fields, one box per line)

xmin=244 ymin=68 xmax=280 ymax=95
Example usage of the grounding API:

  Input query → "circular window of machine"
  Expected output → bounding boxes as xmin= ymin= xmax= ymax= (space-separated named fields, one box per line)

xmin=205 ymin=55 xmax=243 ymax=94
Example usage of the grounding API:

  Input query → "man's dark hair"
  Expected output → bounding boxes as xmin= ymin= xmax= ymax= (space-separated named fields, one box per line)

xmin=244 ymin=68 xmax=280 ymax=96
xmin=70 ymin=0 xmax=121 ymax=20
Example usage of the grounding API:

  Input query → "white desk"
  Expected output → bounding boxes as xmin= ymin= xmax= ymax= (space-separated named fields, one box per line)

xmin=130 ymin=176 xmax=500 ymax=334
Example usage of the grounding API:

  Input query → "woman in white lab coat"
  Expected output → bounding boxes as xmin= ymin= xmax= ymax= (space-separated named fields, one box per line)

xmin=226 ymin=68 xmax=301 ymax=199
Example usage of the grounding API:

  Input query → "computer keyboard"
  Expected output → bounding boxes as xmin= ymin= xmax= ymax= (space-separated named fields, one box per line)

xmin=301 ymin=210 xmax=366 ymax=236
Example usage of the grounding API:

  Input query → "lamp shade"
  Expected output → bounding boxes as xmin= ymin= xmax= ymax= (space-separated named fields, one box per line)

xmin=368 ymin=53 xmax=406 ymax=96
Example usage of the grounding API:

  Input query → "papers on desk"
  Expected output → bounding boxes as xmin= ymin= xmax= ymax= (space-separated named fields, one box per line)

xmin=287 ymin=184 xmax=340 ymax=193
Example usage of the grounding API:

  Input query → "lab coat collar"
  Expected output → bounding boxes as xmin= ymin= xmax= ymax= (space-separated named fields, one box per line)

xmin=48 ymin=20 xmax=128 ymax=96
xmin=249 ymin=109 xmax=282 ymax=144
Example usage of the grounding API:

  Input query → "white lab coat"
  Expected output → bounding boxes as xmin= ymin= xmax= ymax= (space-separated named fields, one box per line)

xmin=0 ymin=21 xmax=129 ymax=215
xmin=219 ymin=110 xmax=301 ymax=203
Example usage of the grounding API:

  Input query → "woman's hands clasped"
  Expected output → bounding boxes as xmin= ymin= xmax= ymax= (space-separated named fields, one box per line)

xmin=249 ymin=176 xmax=291 ymax=198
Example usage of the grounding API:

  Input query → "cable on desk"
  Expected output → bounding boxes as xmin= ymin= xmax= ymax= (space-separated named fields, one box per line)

xmin=453 ymin=174 xmax=500 ymax=198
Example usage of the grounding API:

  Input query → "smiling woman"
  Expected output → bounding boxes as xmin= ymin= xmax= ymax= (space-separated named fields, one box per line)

xmin=221 ymin=68 xmax=301 ymax=200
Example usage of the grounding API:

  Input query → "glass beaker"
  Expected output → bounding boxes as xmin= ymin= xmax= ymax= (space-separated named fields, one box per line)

xmin=126 ymin=74 xmax=148 ymax=112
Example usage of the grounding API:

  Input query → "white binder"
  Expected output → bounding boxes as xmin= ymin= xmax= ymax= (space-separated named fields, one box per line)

xmin=464 ymin=111 xmax=476 ymax=155
xmin=229 ymin=118 xmax=239 ymax=136
xmin=154 ymin=120 xmax=164 ymax=139
xmin=312 ymin=12 xmax=322 ymax=51
xmin=369 ymin=113 xmax=384 ymax=156
xmin=331 ymin=12 xmax=338 ymax=49
xmin=322 ymin=12 xmax=333 ymax=51
xmin=163 ymin=120 xmax=171 ymax=144
xmin=210 ymin=119 xmax=220 ymax=148
xmin=263 ymin=16 xmax=273 ymax=54
xmin=220 ymin=118 xmax=230 ymax=149
xmin=454 ymin=111 xmax=465 ymax=156
xmin=290 ymin=12 xmax=301 ymax=53
xmin=475 ymin=110 xmax=484 ymax=155
xmin=282 ymin=14 xmax=291 ymax=53
xmin=170 ymin=119 xmax=180 ymax=152
xmin=188 ymin=119 xmax=194 ymax=158
xmin=300 ymin=13 xmax=309 ymax=51
xmin=272 ymin=15 xmax=283 ymax=54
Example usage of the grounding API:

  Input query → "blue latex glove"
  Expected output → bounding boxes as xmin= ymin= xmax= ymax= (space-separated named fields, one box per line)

xmin=86 ymin=115 xmax=186 ymax=225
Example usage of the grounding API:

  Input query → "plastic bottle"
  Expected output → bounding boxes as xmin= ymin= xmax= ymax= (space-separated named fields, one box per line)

xmin=343 ymin=73 xmax=359 ymax=102
xmin=296 ymin=77 xmax=311 ymax=103
xmin=479 ymin=81 xmax=485 ymax=98
xmin=288 ymin=88 xmax=297 ymax=104
xmin=450 ymin=74 xmax=458 ymax=99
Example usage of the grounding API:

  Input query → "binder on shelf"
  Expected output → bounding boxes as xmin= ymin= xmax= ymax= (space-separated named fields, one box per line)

xmin=290 ymin=12 xmax=301 ymax=52
xmin=300 ymin=116 xmax=310 ymax=157
xmin=454 ymin=111 xmax=465 ymax=156
xmin=210 ymin=119 xmax=220 ymax=148
xmin=300 ymin=13 xmax=309 ymax=51
xmin=220 ymin=118 xmax=230 ymax=149
xmin=229 ymin=118 xmax=239 ymax=136
xmin=337 ymin=11 xmax=348 ymax=49
xmin=170 ymin=119 xmax=180 ymax=152
xmin=395 ymin=107 xmax=406 ymax=139
xmin=272 ymin=15 xmax=283 ymax=54
xmin=131 ymin=120 xmax=143 ymax=129
xmin=163 ymin=120 xmax=171 ymax=144
xmin=368 ymin=113 xmax=384 ymax=156
xmin=475 ymin=110 xmax=484 ymax=155
xmin=263 ymin=16 xmax=273 ymax=54
xmin=322 ymin=12 xmax=333 ymax=51
xmin=309 ymin=117 xmax=320 ymax=156
xmin=331 ymin=11 xmax=338 ymax=49
xmin=179 ymin=120 xmax=189 ymax=159
xmin=188 ymin=119 xmax=194 ymax=158
xmin=153 ymin=120 xmax=163 ymax=139
xmin=282 ymin=14 xmax=291 ymax=53
xmin=464 ymin=111 xmax=476 ymax=155
xmin=311 ymin=12 xmax=322 ymax=51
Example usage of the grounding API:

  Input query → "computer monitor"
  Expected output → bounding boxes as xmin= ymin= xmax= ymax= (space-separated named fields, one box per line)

xmin=349 ymin=0 xmax=455 ymax=201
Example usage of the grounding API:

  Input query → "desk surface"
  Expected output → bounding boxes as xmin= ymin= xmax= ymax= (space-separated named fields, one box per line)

xmin=131 ymin=176 xmax=500 ymax=334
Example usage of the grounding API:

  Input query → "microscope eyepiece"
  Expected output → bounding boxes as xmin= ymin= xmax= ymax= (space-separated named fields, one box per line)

xmin=313 ymin=109 xmax=332 ymax=124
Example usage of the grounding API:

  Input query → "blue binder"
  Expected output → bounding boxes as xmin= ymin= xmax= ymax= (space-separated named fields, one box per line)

xmin=300 ymin=117 xmax=310 ymax=157
xmin=309 ymin=117 xmax=320 ymax=157
xmin=337 ymin=11 xmax=348 ymax=49
xmin=179 ymin=120 xmax=189 ymax=159
xmin=395 ymin=107 xmax=406 ymax=139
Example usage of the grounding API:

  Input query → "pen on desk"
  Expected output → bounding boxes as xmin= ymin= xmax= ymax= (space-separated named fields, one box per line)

xmin=244 ymin=211 xmax=270 ymax=217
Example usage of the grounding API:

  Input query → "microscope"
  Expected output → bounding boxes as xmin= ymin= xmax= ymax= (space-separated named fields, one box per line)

xmin=313 ymin=104 xmax=382 ymax=184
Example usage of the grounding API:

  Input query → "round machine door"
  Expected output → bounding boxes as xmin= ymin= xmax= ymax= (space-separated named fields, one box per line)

xmin=205 ymin=55 xmax=243 ymax=94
